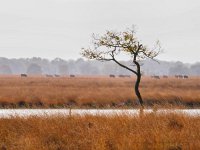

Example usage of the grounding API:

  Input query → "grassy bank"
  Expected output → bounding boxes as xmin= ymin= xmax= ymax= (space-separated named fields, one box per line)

xmin=0 ymin=76 xmax=199 ymax=108
xmin=0 ymin=114 xmax=199 ymax=149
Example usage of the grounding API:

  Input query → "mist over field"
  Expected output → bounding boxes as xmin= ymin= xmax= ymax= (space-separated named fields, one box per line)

xmin=0 ymin=57 xmax=199 ymax=76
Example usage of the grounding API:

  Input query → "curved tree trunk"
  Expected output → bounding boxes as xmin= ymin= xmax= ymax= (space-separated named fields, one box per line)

xmin=135 ymin=73 xmax=143 ymax=107
xmin=134 ymin=60 xmax=144 ymax=108
xmin=111 ymin=56 xmax=144 ymax=108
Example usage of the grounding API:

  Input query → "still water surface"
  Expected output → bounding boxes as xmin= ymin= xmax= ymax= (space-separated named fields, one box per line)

xmin=0 ymin=109 xmax=200 ymax=118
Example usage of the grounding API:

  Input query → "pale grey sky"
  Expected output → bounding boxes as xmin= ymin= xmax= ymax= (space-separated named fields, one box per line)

xmin=0 ymin=0 xmax=200 ymax=63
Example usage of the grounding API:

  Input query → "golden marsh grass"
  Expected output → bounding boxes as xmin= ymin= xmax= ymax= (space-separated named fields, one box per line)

xmin=0 ymin=76 xmax=199 ymax=108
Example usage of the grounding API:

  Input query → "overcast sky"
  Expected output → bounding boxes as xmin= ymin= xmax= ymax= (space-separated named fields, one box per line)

xmin=0 ymin=0 xmax=200 ymax=63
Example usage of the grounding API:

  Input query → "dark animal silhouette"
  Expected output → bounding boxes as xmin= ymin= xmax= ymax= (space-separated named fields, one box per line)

xmin=175 ymin=75 xmax=184 ymax=79
xmin=21 ymin=74 xmax=27 ymax=77
xmin=119 ymin=75 xmax=131 ymax=78
xmin=46 ymin=74 xmax=53 ymax=77
xmin=55 ymin=74 xmax=60 ymax=77
xmin=178 ymin=75 xmax=183 ymax=79
xmin=151 ymin=75 xmax=160 ymax=79
xmin=109 ymin=74 xmax=115 ymax=78
xmin=70 ymin=75 xmax=75 ymax=78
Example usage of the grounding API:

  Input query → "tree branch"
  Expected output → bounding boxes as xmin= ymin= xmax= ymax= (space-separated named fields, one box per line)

xmin=96 ymin=58 xmax=113 ymax=62
xmin=110 ymin=53 xmax=137 ymax=75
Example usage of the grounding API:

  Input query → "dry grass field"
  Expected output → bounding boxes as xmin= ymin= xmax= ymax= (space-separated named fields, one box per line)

xmin=0 ymin=114 xmax=200 ymax=150
xmin=0 ymin=76 xmax=199 ymax=108
xmin=0 ymin=76 xmax=200 ymax=150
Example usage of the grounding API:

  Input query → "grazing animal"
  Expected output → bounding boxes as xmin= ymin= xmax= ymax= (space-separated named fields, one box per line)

xmin=184 ymin=75 xmax=189 ymax=79
xmin=175 ymin=75 xmax=184 ymax=79
xmin=46 ymin=74 xmax=53 ymax=77
xmin=178 ymin=75 xmax=183 ymax=79
xmin=119 ymin=75 xmax=131 ymax=78
xmin=151 ymin=75 xmax=160 ymax=79
xmin=109 ymin=74 xmax=115 ymax=78
xmin=154 ymin=76 xmax=160 ymax=79
xmin=70 ymin=75 xmax=75 ymax=78
xmin=21 ymin=74 xmax=27 ymax=77
xmin=55 ymin=74 xmax=60 ymax=77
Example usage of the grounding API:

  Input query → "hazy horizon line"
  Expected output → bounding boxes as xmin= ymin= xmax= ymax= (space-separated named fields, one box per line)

xmin=0 ymin=56 xmax=199 ymax=64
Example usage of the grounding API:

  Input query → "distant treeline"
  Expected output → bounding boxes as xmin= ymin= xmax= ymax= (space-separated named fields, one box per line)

xmin=0 ymin=57 xmax=199 ymax=76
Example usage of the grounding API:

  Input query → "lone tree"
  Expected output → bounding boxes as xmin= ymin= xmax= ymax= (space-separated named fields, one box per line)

xmin=81 ymin=27 xmax=161 ymax=108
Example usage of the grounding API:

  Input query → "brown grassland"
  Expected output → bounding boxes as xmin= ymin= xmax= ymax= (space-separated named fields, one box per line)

xmin=0 ymin=76 xmax=200 ymax=108
xmin=0 ymin=76 xmax=200 ymax=150
xmin=0 ymin=114 xmax=200 ymax=150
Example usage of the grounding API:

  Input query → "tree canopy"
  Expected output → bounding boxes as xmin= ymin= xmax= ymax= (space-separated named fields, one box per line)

xmin=81 ymin=27 xmax=161 ymax=75
xmin=82 ymin=27 xmax=161 ymax=107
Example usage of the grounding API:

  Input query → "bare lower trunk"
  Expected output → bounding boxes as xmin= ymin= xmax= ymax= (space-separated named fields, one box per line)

xmin=133 ymin=60 xmax=144 ymax=108
xmin=135 ymin=73 xmax=144 ymax=108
